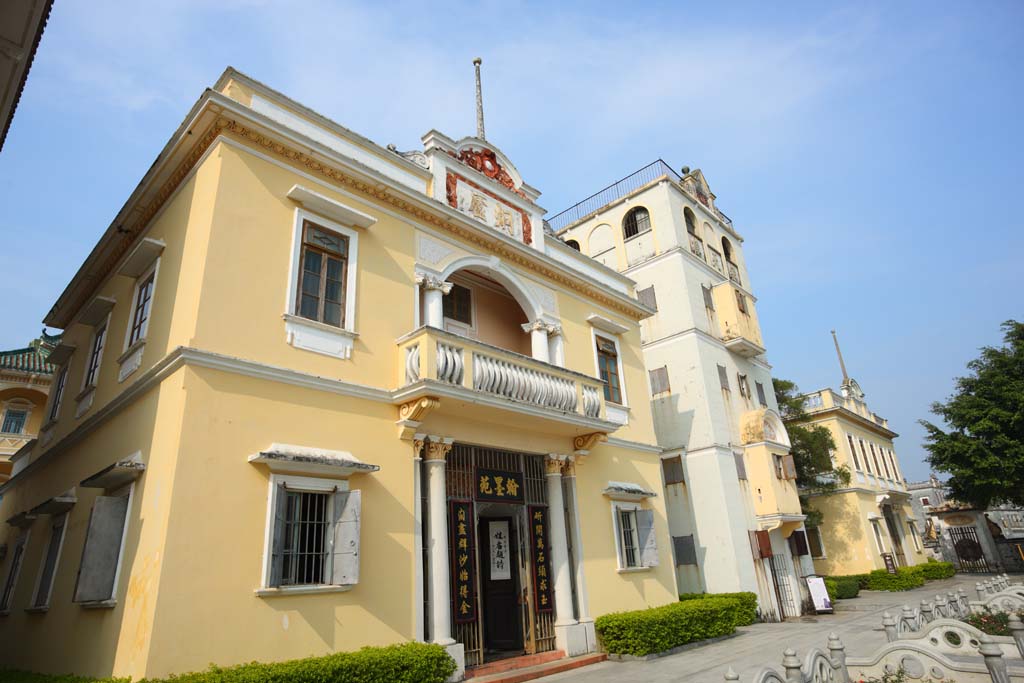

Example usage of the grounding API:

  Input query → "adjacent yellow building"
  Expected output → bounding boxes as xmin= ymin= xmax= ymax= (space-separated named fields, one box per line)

xmin=791 ymin=333 xmax=925 ymax=576
xmin=0 ymin=333 xmax=61 ymax=483
xmin=0 ymin=67 xmax=678 ymax=679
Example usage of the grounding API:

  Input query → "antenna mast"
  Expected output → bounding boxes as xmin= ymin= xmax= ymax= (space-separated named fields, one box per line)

xmin=831 ymin=329 xmax=850 ymax=384
xmin=473 ymin=57 xmax=485 ymax=140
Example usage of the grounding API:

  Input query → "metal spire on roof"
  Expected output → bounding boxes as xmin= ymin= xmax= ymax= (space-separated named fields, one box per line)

xmin=473 ymin=57 xmax=485 ymax=140
xmin=831 ymin=329 xmax=850 ymax=384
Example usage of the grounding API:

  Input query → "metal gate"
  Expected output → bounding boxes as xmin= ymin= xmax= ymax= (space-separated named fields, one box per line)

xmin=769 ymin=554 xmax=798 ymax=618
xmin=948 ymin=525 xmax=990 ymax=573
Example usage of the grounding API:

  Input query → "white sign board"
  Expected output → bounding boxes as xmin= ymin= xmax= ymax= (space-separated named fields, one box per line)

xmin=488 ymin=520 xmax=511 ymax=581
xmin=806 ymin=576 xmax=833 ymax=614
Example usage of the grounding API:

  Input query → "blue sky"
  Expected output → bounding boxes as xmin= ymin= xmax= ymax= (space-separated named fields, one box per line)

xmin=1 ymin=1 xmax=1021 ymax=480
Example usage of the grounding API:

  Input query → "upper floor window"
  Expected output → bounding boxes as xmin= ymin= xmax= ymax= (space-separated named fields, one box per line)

xmin=49 ymin=368 xmax=68 ymax=422
xmin=622 ymin=207 xmax=651 ymax=240
xmin=128 ymin=271 xmax=156 ymax=346
xmin=296 ymin=222 xmax=350 ymax=328
xmin=596 ymin=336 xmax=622 ymax=404
xmin=84 ymin=325 xmax=107 ymax=388
xmin=921 ymin=496 xmax=931 ymax=507
xmin=443 ymin=284 xmax=473 ymax=326
xmin=735 ymin=291 xmax=748 ymax=314
xmin=721 ymin=236 xmax=734 ymax=263
xmin=847 ymin=434 xmax=861 ymax=470
xmin=684 ymin=207 xmax=698 ymax=236
xmin=564 ymin=239 xmax=580 ymax=251
xmin=1 ymin=409 xmax=27 ymax=434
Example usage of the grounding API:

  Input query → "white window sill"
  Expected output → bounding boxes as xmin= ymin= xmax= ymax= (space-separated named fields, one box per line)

xmin=117 ymin=340 xmax=146 ymax=382
xmin=616 ymin=566 xmax=652 ymax=574
xmin=79 ymin=599 xmax=116 ymax=609
xmin=255 ymin=584 xmax=354 ymax=598
xmin=24 ymin=606 xmax=49 ymax=614
xmin=74 ymin=386 xmax=96 ymax=418
xmin=606 ymin=403 xmax=630 ymax=426
xmin=283 ymin=313 xmax=358 ymax=360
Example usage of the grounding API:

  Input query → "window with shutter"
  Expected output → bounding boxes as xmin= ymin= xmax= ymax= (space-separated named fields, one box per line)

xmin=737 ymin=373 xmax=750 ymax=398
xmin=74 ymin=492 xmax=130 ymax=604
xmin=637 ymin=286 xmax=657 ymax=311
xmin=649 ymin=366 xmax=670 ymax=395
xmin=32 ymin=514 xmax=68 ymax=608
xmin=782 ymin=454 xmax=798 ymax=480
xmin=789 ymin=530 xmax=810 ymax=556
xmin=0 ymin=533 xmax=28 ymax=612
xmin=330 ymin=490 xmax=361 ymax=585
xmin=734 ymin=451 xmax=747 ymax=480
xmin=806 ymin=527 xmax=826 ymax=558
xmin=701 ymin=285 xmax=715 ymax=311
xmin=735 ymin=290 xmax=748 ymax=314
xmin=717 ymin=364 xmax=730 ymax=391
xmin=615 ymin=508 xmax=640 ymax=568
xmin=755 ymin=381 xmax=767 ymax=407
xmin=661 ymin=456 xmax=684 ymax=485
xmin=755 ymin=529 xmax=773 ymax=558
xmin=596 ymin=337 xmax=623 ymax=404
xmin=673 ymin=535 xmax=697 ymax=566
xmin=635 ymin=509 xmax=659 ymax=568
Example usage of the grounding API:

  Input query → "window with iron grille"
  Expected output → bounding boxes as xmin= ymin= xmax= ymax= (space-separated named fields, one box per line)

xmin=49 ymin=368 xmax=68 ymax=422
xmin=1 ymin=409 xmax=27 ymax=435
xmin=701 ymin=285 xmax=715 ymax=311
xmin=622 ymin=207 xmax=651 ymax=240
xmin=443 ymin=283 xmax=473 ymax=325
xmin=596 ymin=337 xmax=622 ymax=404
xmin=637 ymin=286 xmax=657 ymax=311
xmin=661 ymin=456 xmax=684 ymax=485
xmin=84 ymin=325 xmax=107 ymax=388
xmin=737 ymin=373 xmax=750 ymax=398
xmin=128 ymin=271 xmax=156 ymax=346
xmin=296 ymin=221 xmax=350 ymax=328
xmin=280 ymin=491 xmax=330 ymax=586
xmin=617 ymin=509 xmax=640 ymax=568
xmin=717 ymin=364 xmax=730 ymax=391
xmin=649 ymin=366 xmax=670 ymax=395
xmin=755 ymin=381 xmax=767 ymax=407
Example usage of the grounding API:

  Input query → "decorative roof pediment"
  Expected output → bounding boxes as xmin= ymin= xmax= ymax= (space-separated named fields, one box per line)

xmin=451 ymin=138 xmax=524 ymax=198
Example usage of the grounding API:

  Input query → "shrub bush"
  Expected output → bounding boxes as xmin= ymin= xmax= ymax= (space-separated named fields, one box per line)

xmin=0 ymin=643 xmax=456 ymax=683
xmin=596 ymin=596 xmax=744 ymax=656
xmin=832 ymin=576 xmax=861 ymax=599
xmin=678 ymin=591 xmax=758 ymax=626
xmin=863 ymin=567 xmax=926 ymax=592
xmin=919 ymin=559 xmax=956 ymax=580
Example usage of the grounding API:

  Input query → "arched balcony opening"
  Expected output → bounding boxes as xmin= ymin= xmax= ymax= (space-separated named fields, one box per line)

xmin=439 ymin=269 xmax=531 ymax=357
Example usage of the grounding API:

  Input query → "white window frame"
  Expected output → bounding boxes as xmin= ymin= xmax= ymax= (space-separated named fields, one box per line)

xmin=122 ymin=259 xmax=160 ymax=354
xmin=81 ymin=315 xmax=111 ymax=393
xmin=870 ymin=520 xmax=887 ymax=554
xmin=908 ymin=521 xmax=922 ymax=552
xmin=29 ymin=512 xmax=70 ymax=610
xmin=47 ymin=366 xmax=69 ymax=425
xmin=806 ymin=526 xmax=827 ymax=559
xmin=0 ymin=531 xmax=31 ymax=614
xmin=610 ymin=501 xmax=643 ymax=571
xmin=442 ymin=279 xmax=479 ymax=338
xmin=1 ymin=400 xmax=31 ymax=435
xmin=282 ymin=209 xmax=360 ymax=360
xmin=259 ymin=473 xmax=352 ymax=594
xmin=591 ymin=328 xmax=628 ymax=410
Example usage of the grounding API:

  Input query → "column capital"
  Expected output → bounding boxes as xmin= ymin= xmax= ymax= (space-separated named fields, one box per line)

xmin=545 ymin=323 xmax=563 ymax=337
xmin=417 ymin=273 xmax=453 ymax=294
xmin=546 ymin=453 xmax=572 ymax=475
xmin=560 ymin=458 xmax=576 ymax=477
xmin=425 ymin=436 xmax=455 ymax=462
xmin=521 ymin=319 xmax=550 ymax=334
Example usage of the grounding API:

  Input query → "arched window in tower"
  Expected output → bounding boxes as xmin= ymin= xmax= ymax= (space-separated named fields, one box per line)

xmin=564 ymin=239 xmax=580 ymax=251
xmin=684 ymin=207 xmax=698 ymax=236
xmin=721 ymin=236 xmax=733 ymax=262
xmin=622 ymin=207 xmax=651 ymax=240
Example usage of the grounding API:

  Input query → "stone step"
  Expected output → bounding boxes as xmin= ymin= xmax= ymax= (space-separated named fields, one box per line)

xmin=466 ymin=650 xmax=566 ymax=679
xmin=467 ymin=652 xmax=607 ymax=683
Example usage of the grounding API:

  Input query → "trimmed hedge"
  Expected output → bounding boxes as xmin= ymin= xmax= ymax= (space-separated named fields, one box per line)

xmin=0 ymin=643 xmax=456 ymax=683
xmin=678 ymin=591 xmax=758 ymax=626
xmin=919 ymin=559 xmax=956 ymax=580
xmin=863 ymin=567 xmax=926 ymax=591
xmin=824 ymin=578 xmax=839 ymax=604
xmin=830 ymin=560 xmax=955 ymax=594
xmin=596 ymin=596 xmax=745 ymax=656
xmin=832 ymin=576 xmax=861 ymax=599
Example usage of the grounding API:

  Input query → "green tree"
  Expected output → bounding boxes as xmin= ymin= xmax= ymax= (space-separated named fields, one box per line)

xmin=920 ymin=320 xmax=1024 ymax=508
xmin=775 ymin=378 xmax=849 ymax=527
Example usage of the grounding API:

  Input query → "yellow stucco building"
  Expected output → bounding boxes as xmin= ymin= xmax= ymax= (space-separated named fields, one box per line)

xmin=0 ymin=67 xmax=678 ymax=679
xmin=0 ymin=333 xmax=61 ymax=483
xmin=791 ymin=333 xmax=925 ymax=576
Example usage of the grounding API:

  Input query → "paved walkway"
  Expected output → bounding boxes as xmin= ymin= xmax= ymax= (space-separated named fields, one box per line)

xmin=540 ymin=576 xmax=988 ymax=683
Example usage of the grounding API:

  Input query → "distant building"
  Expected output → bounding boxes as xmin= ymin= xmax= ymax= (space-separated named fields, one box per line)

xmin=788 ymin=332 xmax=926 ymax=576
xmin=0 ymin=332 xmax=61 ymax=481
xmin=906 ymin=473 xmax=947 ymax=559
xmin=555 ymin=162 xmax=809 ymax=619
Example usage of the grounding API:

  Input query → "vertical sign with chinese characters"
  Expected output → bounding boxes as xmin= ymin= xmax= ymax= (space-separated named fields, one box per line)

xmin=475 ymin=468 xmax=524 ymax=503
xmin=449 ymin=501 xmax=477 ymax=623
xmin=488 ymin=520 xmax=511 ymax=580
xmin=529 ymin=506 xmax=553 ymax=613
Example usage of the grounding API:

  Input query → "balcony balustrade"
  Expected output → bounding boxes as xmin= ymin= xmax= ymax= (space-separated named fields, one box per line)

xmin=688 ymin=234 xmax=706 ymax=261
xmin=706 ymin=247 xmax=725 ymax=275
xmin=0 ymin=433 xmax=31 ymax=454
xmin=398 ymin=327 xmax=606 ymax=423
xmin=726 ymin=260 xmax=742 ymax=286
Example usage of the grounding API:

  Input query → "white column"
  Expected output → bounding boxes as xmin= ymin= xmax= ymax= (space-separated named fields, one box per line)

xmin=425 ymin=438 xmax=455 ymax=645
xmin=523 ymin=320 xmax=550 ymax=363
xmin=547 ymin=324 xmax=565 ymax=367
xmin=545 ymin=455 xmax=577 ymax=627
xmin=418 ymin=275 xmax=452 ymax=328
xmin=413 ymin=437 xmax=425 ymax=642
xmin=561 ymin=460 xmax=592 ymax=627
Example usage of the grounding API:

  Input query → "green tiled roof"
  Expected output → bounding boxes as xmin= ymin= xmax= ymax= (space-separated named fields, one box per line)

xmin=0 ymin=331 xmax=62 ymax=375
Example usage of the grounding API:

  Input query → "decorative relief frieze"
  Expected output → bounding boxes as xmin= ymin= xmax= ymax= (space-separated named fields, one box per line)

xmin=416 ymin=235 xmax=457 ymax=267
xmin=445 ymin=172 xmax=532 ymax=246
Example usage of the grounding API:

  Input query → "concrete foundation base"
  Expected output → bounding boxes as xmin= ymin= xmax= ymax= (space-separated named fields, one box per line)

xmin=555 ymin=621 xmax=592 ymax=656
xmin=443 ymin=642 xmax=465 ymax=682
